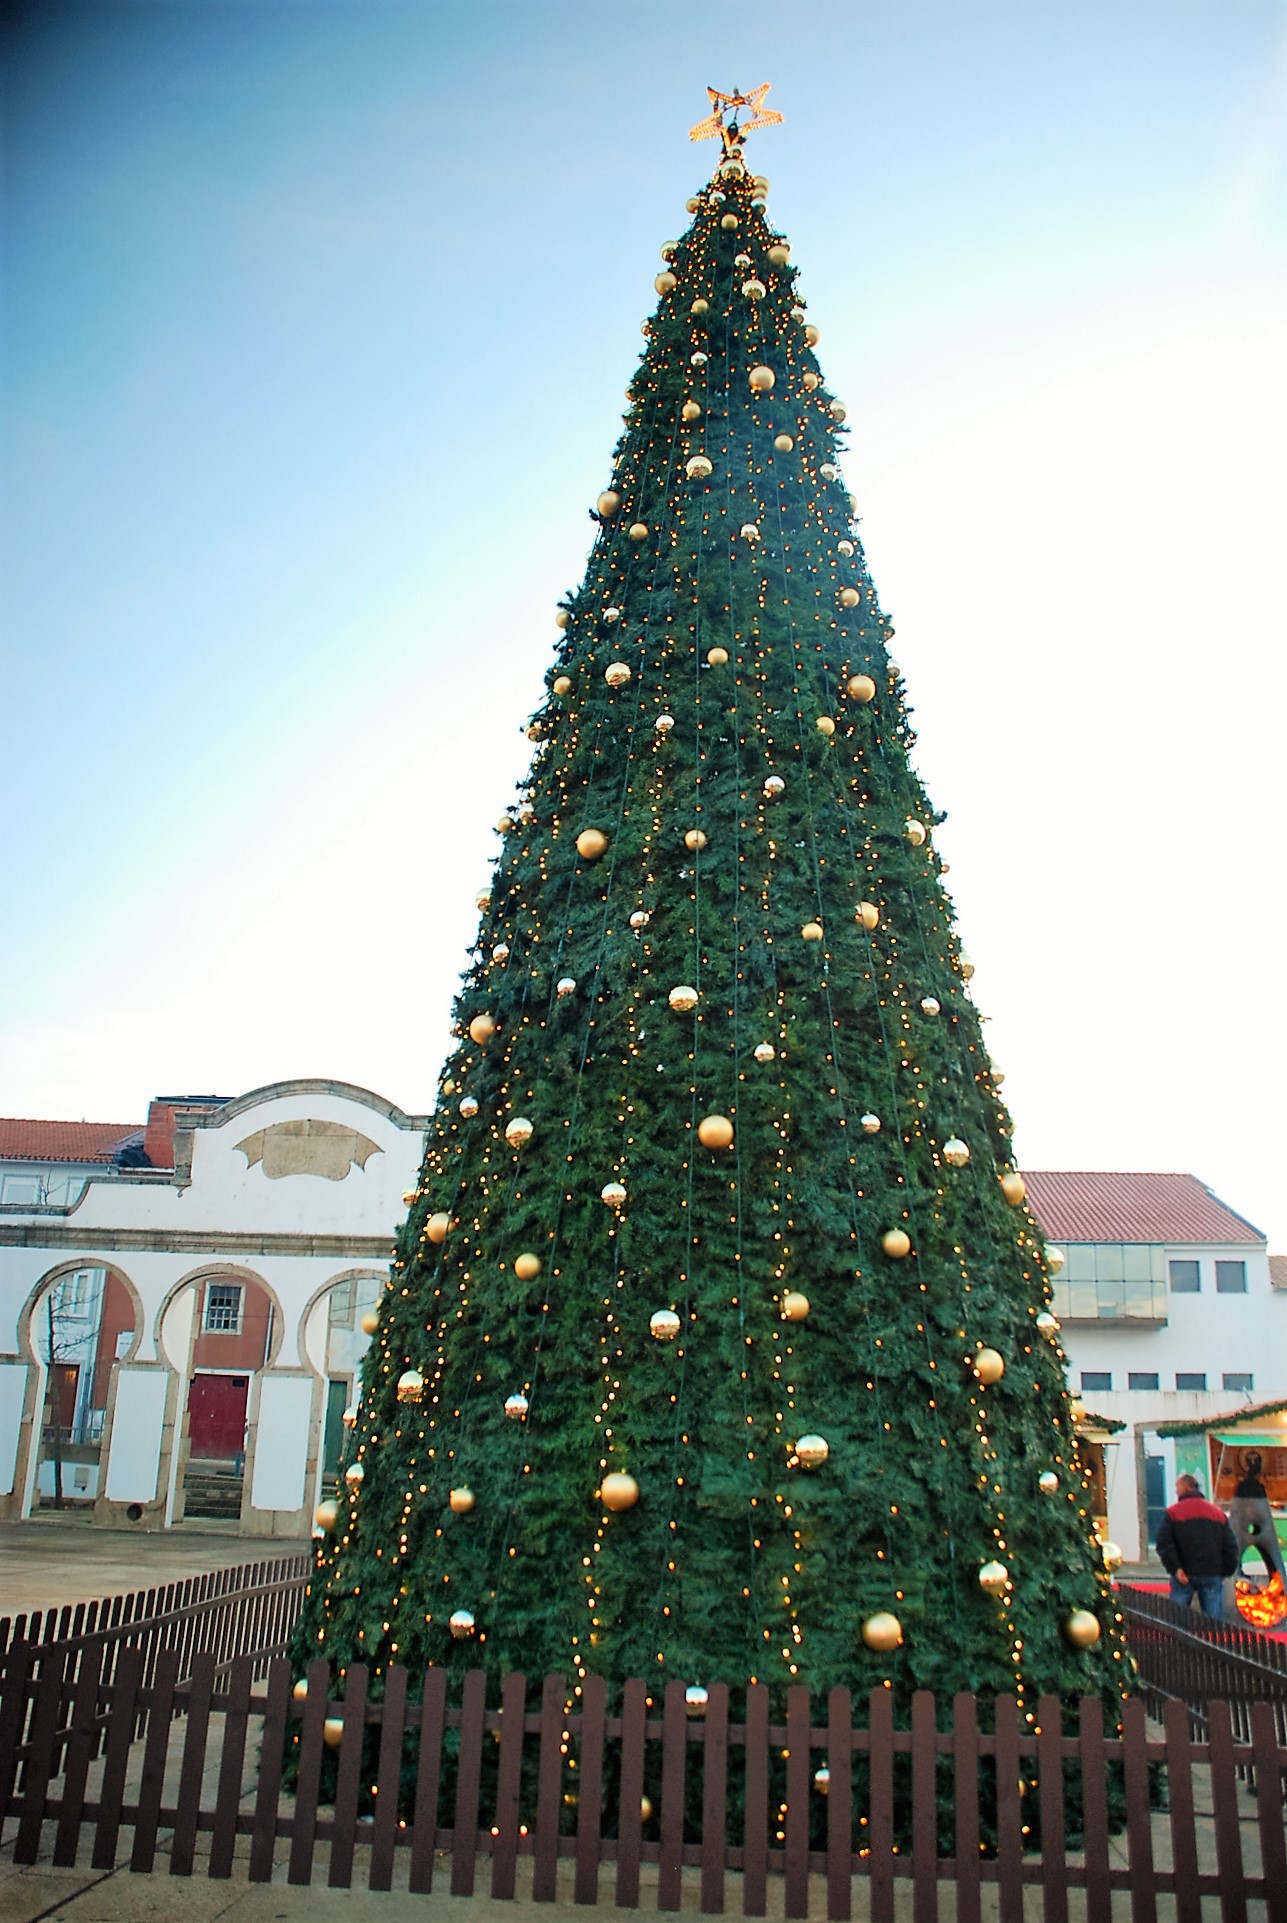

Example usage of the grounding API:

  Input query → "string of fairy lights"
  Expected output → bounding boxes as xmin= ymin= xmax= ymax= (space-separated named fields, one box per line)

xmin=302 ymin=126 xmax=1128 ymax=1720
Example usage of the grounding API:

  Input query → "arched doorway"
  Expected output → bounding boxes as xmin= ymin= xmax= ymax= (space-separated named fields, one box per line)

xmin=26 ymin=1263 xmax=141 ymax=1511
xmin=159 ymin=1268 xmax=281 ymax=1524
xmin=300 ymin=1271 xmax=384 ymax=1517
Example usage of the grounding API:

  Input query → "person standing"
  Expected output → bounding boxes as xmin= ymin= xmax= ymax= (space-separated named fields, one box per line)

xmin=1155 ymin=1474 xmax=1239 ymax=1620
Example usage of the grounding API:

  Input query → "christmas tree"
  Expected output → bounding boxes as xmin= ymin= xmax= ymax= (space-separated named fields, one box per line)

xmin=297 ymin=89 xmax=1128 ymax=1721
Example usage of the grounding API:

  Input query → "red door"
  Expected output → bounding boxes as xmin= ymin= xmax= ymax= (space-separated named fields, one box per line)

xmin=187 ymin=1374 xmax=249 ymax=1459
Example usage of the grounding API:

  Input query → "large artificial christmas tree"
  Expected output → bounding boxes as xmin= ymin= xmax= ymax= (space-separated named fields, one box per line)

xmin=297 ymin=90 xmax=1128 ymax=1723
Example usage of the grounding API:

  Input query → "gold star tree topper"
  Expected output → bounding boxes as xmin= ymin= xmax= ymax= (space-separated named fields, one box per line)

xmin=689 ymin=83 xmax=784 ymax=154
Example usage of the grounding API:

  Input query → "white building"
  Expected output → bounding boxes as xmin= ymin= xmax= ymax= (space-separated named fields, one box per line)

xmin=1025 ymin=1171 xmax=1287 ymax=1564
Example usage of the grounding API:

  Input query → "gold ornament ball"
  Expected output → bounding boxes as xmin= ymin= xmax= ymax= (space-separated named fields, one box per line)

xmin=655 ymin=713 xmax=675 ymax=734
xmin=748 ymin=364 xmax=775 ymax=393
xmin=552 ymin=675 xmax=572 ymax=696
xmin=706 ymin=645 xmax=729 ymax=665
xmin=904 ymin=818 xmax=927 ymax=847
xmin=604 ymin=604 xmax=622 ymax=623
xmin=685 ymin=454 xmax=713 ymax=481
xmin=973 ymin=1347 xmax=1005 ymax=1386
xmin=681 ymin=399 xmax=702 ymax=421
xmin=315 ymin=1499 xmax=339 ymax=1532
xmin=514 ymin=1252 xmax=542 ymax=1282
xmin=601 ymin=1181 xmax=627 ymax=1209
xmin=856 ymin=900 xmax=880 ymax=931
xmin=820 ymin=463 xmax=839 ymax=483
xmin=991 ymin=1067 xmax=1006 ymax=1087
xmin=814 ymin=1766 xmax=830 ymax=1794
xmin=861 ymin=1611 xmax=904 ymax=1652
xmin=690 ymin=298 xmax=709 ymax=316
xmin=359 ymin=1310 xmax=379 ymax=1336
xmin=782 ymin=1290 xmax=810 ymax=1322
xmin=292 ymin=1678 xmax=309 ymax=1701
xmin=1045 ymin=1244 xmax=1066 ymax=1275
xmin=773 ymin=433 xmax=795 ymax=452
xmin=830 ymin=401 xmax=847 ymax=422
xmin=1069 ymin=1398 xmax=1087 ymax=1422
xmin=999 ymin=1171 xmax=1027 ymax=1207
xmin=629 ymin=910 xmax=650 ymax=929
xmin=504 ymin=1392 xmax=529 ymax=1420
xmin=324 ymin=1718 xmax=345 ymax=1749
xmin=654 ymin=271 xmax=677 ymax=295
xmin=697 ymin=1113 xmax=734 ymax=1150
xmin=628 ymin=522 xmax=649 ymax=542
xmin=649 ymin=1309 xmax=681 ymax=1341
xmin=555 ymin=609 xmax=570 ymax=629
xmin=1038 ymin=1470 xmax=1059 ymax=1495
xmin=685 ymin=828 xmax=708 ymax=850
xmin=978 ymin=1560 xmax=1010 ymax=1596
xmin=920 ymin=996 xmax=941 ymax=1016
xmin=794 ymin=1433 xmax=830 ymax=1468
xmin=960 ymin=951 xmax=976 ymax=980
xmin=577 ymin=828 xmax=608 ymax=860
xmin=802 ymin=920 xmax=824 ymax=941
xmin=640 ymin=1795 xmax=654 ymax=1821
xmin=397 ymin=1370 xmax=424 ymax=1404
xmin=882 ymin=1228 xmax=911 ymax=1258
xmin=556 ymin=976 xmax=577 ymax=998
xmin=427 ymin=1211 xmax=451 ymax=1244
xmin=754 ymin=1040 xmax=776 ymax=1063
xmin=690 ymin=351 xmax=708 ymax=367
xmin=1065 ymin=1610 xmax=1102 ymax=1649
xmin=816 ymin=715 xmax=836 ymax=736
xmin=344 ymin=1462 xmax=364 ymax=1486
xmin=764 ymin=774 xmax=785 ymax=797
xmin=402 ymin=1188 xmax=417 ymax=1205
xmin=847 ymin=673 xmax=877 ymax=702
xmin=767 ymin=241 xmax=790 ymax=265
xmin=475 ymin=890 xmax=491 ymax=910
xmin=1035 ymin=1311 xmax=1061 ymax=1338
xmin=860 ymin=1112 xmax=881 ymax=1134
xmin=604 ymin=661 xmax=631 ymax=687
xmin=839 ymin=586 xmax=861 ymax=609
xmin=491 ymin=943 xmax=510 ymax=965
xmin=1101 ymin=1540 xmax=1124 ymax=1572
xmin=804 ymin=323 xmax=820 ymax=346
xmin=803 ymin=371 xmax=821 ymax=391
xmin=505 ymin=1116 xmax=533 ymax=1148
xmin=837 ymin=538 xmax=855 ymax=557
xmin=449 ymin=1486 xmax=475 ymax=1514
xmin=597 ymin=490 xmax=621 ymax=519
xmin=449 ymin=1610 xmax=476 ymax=1640
xmin=341 ymin=1404 xmax=358 ymax=1427
xmin=600 ymin=1472 xmax=639 ymax=1512
xmin=752 ymin=175 xmax=770 ymax=194
xmin=685 ymin=1685 xmax=709 ymax=1716
xmin=942 ymin=1136 xmax=970 ymax=1168
xmin=720 ymin=213 xmax=738 ymax=230
xmin=469 ymin=1012 xmax=496 ymax=1045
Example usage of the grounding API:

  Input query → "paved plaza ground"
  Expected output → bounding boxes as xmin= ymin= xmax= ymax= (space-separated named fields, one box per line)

xmin=0 ymin=1518 xmax=307 ymax=1622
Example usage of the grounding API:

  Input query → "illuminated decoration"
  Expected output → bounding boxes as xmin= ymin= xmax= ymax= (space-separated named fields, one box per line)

xmin=697 ymin=1113 xmax=735 ymax=1149
xmin=504 ymin=1393 xmax=530 ymax=1420
xmin=816 ymin=715 xmax=835 ymax=736
xmin=686 ymin=454 xmax=714 ymax=480
xmin=781 ymin=1290 xmax=810 ymax=1321
xmin=323 ymin=1718 xmax=345 ymax=1748
xmin=600 ymin=1472 xmax=640 ymax=1512
xmin=600 ymin=1182 xmax=627 ymax=1209
xmin=344 ymin=1462 xmax=364 ymax=1486
xmin=972 ymin=1348 xmax=1005 ymax=1386
xmin=315 ymin=1500 xmax=339 ymax=1532
xmin=654 ymin=713 xmax=675 ymax=734
xmin=754 ymin=1040 xmax=776 ymax=1062
xmin=604 ymin=661 xmax=632 ymax=687
xmin=860 ymin=1113 xmax=882 ymax=1134
xmin=628 ymin=522 xmax=649 ymax=541
xmin=999 ymin=1171 xmax=1028 ymax=1206
xmin=597 ymin=490 xmax=621 ymax=518
xmin=1045 ymin=1245 xmax=1066 ymax=1274
xmin=904 ymin=818 xmax=927 ymax=847
xmin=1038 ymin=1471 xmax=1059 ymax=1495
xmin=706 ymin=645 xmax=729 ymax=665
xmin=449 ymin=1486 xmax=475 ymax=1514
xmin=459 ymin=1095 xmax=479 ymax=1117
xmin=359 ymin=1310 xmax=379 ymax=1337
xmin=748 ymin=364 xmax=775 ymax=392
xmin=426 ymin=1212 xmax=450 ymax=1244
xmin=688 ymin=82 xmax=784 ymax=150
xmin=684 ymin=1685 xmax=709 ymax=1716
xmin=1035 ymin=1311 xmax=1061 ymax=1338
xmin=773 ymin=433 xmax=795 ymax=452
xmin=978 ymin=1560 xmax=1010 ymax=1595
xmin=467 ymin=1013 xmax=495 ymax=1045
xmin=1064 ymin=1610 xmax=1102 ymax=1649
xmin=576 ymin=828 xmax=609 ymax=860
xmin=764 ymin=775 xmax=786 ymax=797
xmin=684 ymin=828 xmax=708 ymax=850
xmin=654 ymin=271 xmax=677 ymax=295
xmin=669 ymin=984 xmax=699 ymax=1013
xmin=1100 ymin=1541 xmax=1124 ymax=1572
xmin=505 ymin=1116 xmax=534 ymax=1148
xmin=556 ymin=977 xmax=577 ymax=998
xmin=942 ymin=1137 xmax=970 ymax=1168
xmin=847 ymin=674 xmax=877 ymax=702
xmin=862 ymin=1612 xmax=903 ymax=1651
xmin=1234 ymin=1571 xmax=1287 ymax=1629
xmin=882 ymin=1228 xmax=911 ymax=1258
xmin=552 ymin=675 xmax=572 ymax=696
xmin=397 ymin=1370 xmax=424 ymax=1403
xmin=793 ymin=1434 xmax=830 ymax=1468
xmin=449 ymin=1610 xmax=476 ymax=1639
xmin=682 ymin=399 xmax=703 ymax=421
xmin=814 ymin=1766 xmax=830 ymax=1793
xmin=629 ymin=910 xmax=650 ymax=929
xmin=514 ymin=1253 xmax=541 ymax=1281
xmin=801 ymin=920 xmax=824 ymax=941
xmin=649 ymin=1309 xmax=681 ymax=1340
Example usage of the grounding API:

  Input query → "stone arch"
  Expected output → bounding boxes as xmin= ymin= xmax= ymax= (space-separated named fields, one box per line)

xmin=17 ymin=1259 xmax=145 ymax=1515
xmin=296 ymin=1266 xmax=387 ymax=1522
xmin=156 ymin=1262 xmax=285 ymax=1526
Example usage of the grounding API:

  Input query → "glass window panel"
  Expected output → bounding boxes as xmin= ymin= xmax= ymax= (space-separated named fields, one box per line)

xmin=1175 ymin=1372 xmax=1207 ymax=1391
xmin=1222 ymin=1372 xmax=1253 ymax=1391
xmin=1169 ymin=1260 xmax=1201 ymax=1293
xmin=1128 ymin=1373 xmax=1160 ymax=1390
xmin=1081 ymin=1371 xmax=1112 ymax=1391
xmin=1095 ymin=1245 xmax=1124 ymax=1284
xmin=1121 ymin=1245 xmax=1152 ymax=1283
xmin=1065 ymin=1245 xmax=1097 ymax=1282
xmin=1215 ymin=1261 xmax=1247 ymax=1293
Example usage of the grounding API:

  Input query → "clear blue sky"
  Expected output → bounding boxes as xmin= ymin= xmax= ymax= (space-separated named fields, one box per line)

xmin=3 ymin=2 xmax=1286 ymax=1239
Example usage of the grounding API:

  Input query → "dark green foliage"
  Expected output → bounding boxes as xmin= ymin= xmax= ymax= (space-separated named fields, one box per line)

xmin=291 ymin=145 xmax=1130 ymax=1726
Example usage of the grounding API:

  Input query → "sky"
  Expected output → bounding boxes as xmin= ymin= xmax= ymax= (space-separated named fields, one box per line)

xmin=3 ymin=1 xmax=1286 ymax=1241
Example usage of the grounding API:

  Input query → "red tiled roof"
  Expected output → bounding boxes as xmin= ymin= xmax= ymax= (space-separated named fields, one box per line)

xmin=0 ymin=1119 xmax=144 ymax=1165
xmin=1269 ymin=1255 xmax=1287 ymax=1292
xmin=1024 ymin=1171 xmax=1263 ymax=1246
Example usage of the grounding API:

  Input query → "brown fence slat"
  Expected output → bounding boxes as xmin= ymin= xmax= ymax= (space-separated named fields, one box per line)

xmin=409 ymin=1665 xmax=447 ymax=1894
xmin=450 ymin=1666 xmax=487 ymax=1897
xmin=91 ymin=1643 xmax=142 ymax=1870
xmin=52 ymin=1636 xmax=105 ymax=1867
xmin=700 ymin=1681 xmax=729 ymax=1917
xmin=615 ymin=1676 xmax=647 ymax=1912
xmin=491 ymin=1669 xmax=527 ymax=1900
xmin=743 ymin=1682 xmax=770 ymax=1918
xmin=1206 ymin=1699 xmax=1248 ymax=1923
xmin=1120 ymin=1695 xmax=1157 ymax=1923
xmin=825 ymin=1686 xmax=853 ymax=1923
xmin=869 ymin=1686 xmax=896 ymax=1923
xmin=910 ymin=1690 xmax=937 ymax=1923
xmin=994 ymin=1695 xmax=1023 ymax=1923
xmin=1078 ymin=1695 xmax=1112 ymax=1923
xmin=1164 ymin=1695 xmax=1202 ymax=1923
xmin=1249 ymin=1699 xmax=1287 ymax=1923
xmin=657 ymin=1679 xmax=687 ymax=1913
xmin=952 ymin=1692 xmax=981 ymax=1923
xmin=328 ymin=1661 xmax=368 ymax=1889
xmin=368 ymin=1662 xmax=408 ymax=1892
xmin=287 ymin=1657 xmax=330 ymax=1885
xmin=13 ymin=1645 xmax=67 ymax=1864
xmin=130 ymin=1644 xmax=181 ymax=1872
xmin=170 ymin=1650 xmax=216 ymax=1875
xmin=209 ymin=1653 xmax=254 ymax=1879
xmin=574 ymin=1673 xmax=607 ymax=1906
xmin=784 ymin=1684 xmax=810 ymax=1919
xmin=531 ymin=1670 xmax=565 ymax=1904
xmin=0 ymin=1640 xmax=36 ymax=1849
xmin=248 ymin=1657 xmax=291 ymax=1882
xmin=1036 ymin=1695 xmax=1068 ymax=1923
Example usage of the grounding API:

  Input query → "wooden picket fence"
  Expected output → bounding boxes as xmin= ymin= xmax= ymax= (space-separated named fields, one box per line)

xmin=3 ymin=1648 xmax=1286 ymax=1916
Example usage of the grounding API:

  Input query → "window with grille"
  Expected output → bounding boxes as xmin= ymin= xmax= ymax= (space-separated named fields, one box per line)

xmin=204 ymin=1284 xmax=243 ymax=1333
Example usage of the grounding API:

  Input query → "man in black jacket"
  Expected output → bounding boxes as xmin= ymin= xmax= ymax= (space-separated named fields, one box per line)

xmin=1155 ymin=1474 xmax=1239 ymax=1620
